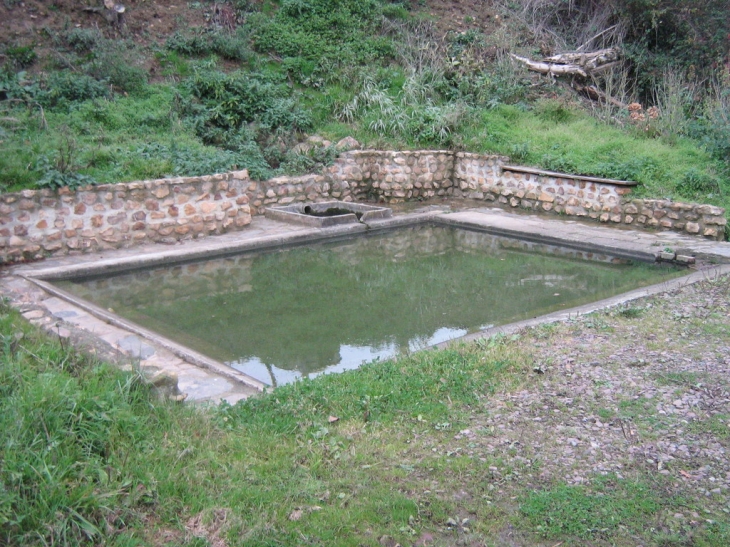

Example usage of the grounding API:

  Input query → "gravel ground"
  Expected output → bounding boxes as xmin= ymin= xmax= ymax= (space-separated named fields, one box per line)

xmin=411 ymin=273 xmax=730 ymax=545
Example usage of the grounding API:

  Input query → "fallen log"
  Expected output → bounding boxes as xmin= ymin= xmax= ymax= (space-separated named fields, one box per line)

xmin=543 ymin=48 xmax=620 ymax=70
xmin=511 ymin=48 xmax=621 ymax=78
xmin=510 ymin=53 xmax=588 ymax=77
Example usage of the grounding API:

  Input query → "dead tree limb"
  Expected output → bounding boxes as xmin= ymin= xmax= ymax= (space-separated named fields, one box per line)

xmin=511 ymin=47 xmax=620 ymax=79
xmin=510 ymin=53 xmax=588 ymax=77
xmin=543 ymin=48 xmax=619 ymax=70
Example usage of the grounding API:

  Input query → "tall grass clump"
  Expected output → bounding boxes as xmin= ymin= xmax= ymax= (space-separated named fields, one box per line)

xmin=0 ymin=304 xmax=163 ymax=545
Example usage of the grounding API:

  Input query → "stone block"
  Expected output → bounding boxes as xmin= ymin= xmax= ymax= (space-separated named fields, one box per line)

xmin=107 ymin=212 xmax=126 ymax=225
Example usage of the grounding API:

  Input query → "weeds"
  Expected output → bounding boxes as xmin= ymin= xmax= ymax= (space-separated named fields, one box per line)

xmin=520 ymin=475 xmax=666 ymax=540
xmin=35 ymin=132 xmax=96 ymax=190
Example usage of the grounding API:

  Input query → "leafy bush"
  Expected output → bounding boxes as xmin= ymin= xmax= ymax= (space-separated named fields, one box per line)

xmin=279 ymin=144 xmax=338 ymax=176
xmin=591 ymin=155 xmax=661 ymax=183
xmin=181 ymin=68 xmax=312 ymax=135
xmin=62 ymin=27 xmax=102 ymax=52
xmin=406 ymin=103 xmax=466 ymax=146
xmin=676 ymin=168 xmax=723 ymax=198
xmin=248 ymin=0 xmax=392 ymax=67
xmin=3 ymin=44 xmax=36 ymax=69
xmin=42 ymin=71 xmax=110 ymax=106
xmin=0 ymin=69 xmax=40 ymax=102
xmin=166 ymin=28 xmax=253 ymax=61
xmin=84 ymin=39 xmax=148 ymax=94
xmin=125 ymin=142 xmax=242 ymax=177
xmin=166 ymin=30 xmax=212 ymax=56
xmin=34 ymin=135 xmax=96 ymax=190
xmin=36 ymin=163 xmax=96 ymax=190
xmin=540 ymin=152 xmax=578 ymax=174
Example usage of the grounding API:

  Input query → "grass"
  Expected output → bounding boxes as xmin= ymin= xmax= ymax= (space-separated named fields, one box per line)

xmin=520 ymin=475 xmax=667 ymax=540
xmin=458 ymin=102 xmax=727 ymax=207
xmin=0 ymin=298 xmax=528 ymax=546
xmin=4 ymin=276 xmax=730 ymax=545
xmin=0 ymin=1 xmax=728 ymax=230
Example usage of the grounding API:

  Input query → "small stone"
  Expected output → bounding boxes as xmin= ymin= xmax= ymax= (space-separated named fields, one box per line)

xmin=685 ymin=222 xmax=700 ymax=234
xmin=335 ymin=136 xmax=361 ymax=151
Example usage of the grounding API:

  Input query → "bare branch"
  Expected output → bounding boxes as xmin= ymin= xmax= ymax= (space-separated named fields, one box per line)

xmin=510 ymin=53 xmax=588 ymax=77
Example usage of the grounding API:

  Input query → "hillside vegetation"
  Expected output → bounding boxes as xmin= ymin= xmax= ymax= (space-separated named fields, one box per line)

xmin=1 ymin=0 xmax=728 ymax=227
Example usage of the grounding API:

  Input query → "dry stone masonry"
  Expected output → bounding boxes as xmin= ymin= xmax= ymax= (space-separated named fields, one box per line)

xmin=0 ymin=149 xmax=726 ymax=263
xmin=0 ymin=171 xmax=252 ymax=262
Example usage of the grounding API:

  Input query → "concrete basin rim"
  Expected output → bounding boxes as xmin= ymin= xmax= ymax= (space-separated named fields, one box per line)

xmin=14 ymin=210 xmax=722 ymax=393
xmin=24 ymin=276 xmax=268 ymax=392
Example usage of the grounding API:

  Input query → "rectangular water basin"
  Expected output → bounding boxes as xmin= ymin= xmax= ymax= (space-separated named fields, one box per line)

xmin=52 ymin=224 xmax=683 ymax=387
xmin=265 ymin=201 xmax=392 ymax=227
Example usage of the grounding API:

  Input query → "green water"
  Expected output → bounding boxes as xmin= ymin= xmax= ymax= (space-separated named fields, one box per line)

xmin=56 ymin=225 xmax=683 ymax=385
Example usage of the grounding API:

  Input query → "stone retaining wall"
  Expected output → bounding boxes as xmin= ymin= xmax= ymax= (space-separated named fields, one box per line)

xmin=0 ymin=171 xmax=252 ymax=262
xmin=328 ymin=150 xmax=455 ymax=201
xmin=1 ymin=150 xmax=726 ymax=263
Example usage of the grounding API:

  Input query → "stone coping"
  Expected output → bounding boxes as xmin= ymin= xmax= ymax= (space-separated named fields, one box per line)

xmin=502 ymin=165 xmax=639 ymax=186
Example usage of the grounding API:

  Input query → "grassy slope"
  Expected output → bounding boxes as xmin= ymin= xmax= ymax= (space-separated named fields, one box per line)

xmin=0 ymin=1 xmax=728 ymax=229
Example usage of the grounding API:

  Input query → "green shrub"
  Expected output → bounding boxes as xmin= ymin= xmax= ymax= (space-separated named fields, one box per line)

xmin=676 ymin=168 xmax=723 ymax=198
xmin=85 ymin=40 xmax=148 ymax=94
xmin=43 ymin=71 xmax=110 ymax=106
xmin=406 ymin=103 xmax=466 ymax=146
xmin=178 ymin=67 xmax=312 ymax=143
xmin=249 ymin=0 xmax=391 ymax=66
xmin=0 ymin=69 xmax=41 ymax=102
xmin=125 ymin=142 xmax=242 ymax=177
xmin=166 ymin=30 xmax=212 ymax=56
xmin=591 ymin=155 xmax=661 ymax=183
xmin=62 ymin=27 xmax=102 ymax=52
xmin=34 ymin=135 xmax=96 ymax=190
xmin=167 ymin=28 xmax=254 ymax=62
xmin=540 ymin=152 xmax=578 ymax=174
xmin=3 ymin=44 xmax=37 ymax=69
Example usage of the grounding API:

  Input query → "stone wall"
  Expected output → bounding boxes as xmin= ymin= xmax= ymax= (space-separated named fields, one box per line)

xmin=1 ymin=149 xmax=726 ymax=263
xmin=328 ymin=150 xmax=455 ymax=202
xmin=0 ymin=171 xmax=252 ymax=262
xmin=245 ymin=174 xmax=333 ymax=216
xmin=455 ymin=164 xmax=629 ymax=217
